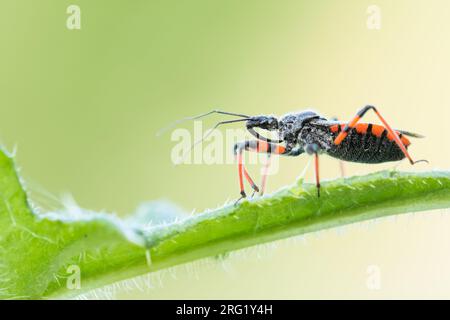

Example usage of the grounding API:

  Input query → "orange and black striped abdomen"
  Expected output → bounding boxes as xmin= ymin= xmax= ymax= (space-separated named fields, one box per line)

xmin=326 ymin=123 xmax=411 ymax=164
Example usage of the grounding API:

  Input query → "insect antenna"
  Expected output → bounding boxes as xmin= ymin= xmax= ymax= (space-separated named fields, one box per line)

xmin=157 ymin=109 xmax=250 ymax=136
xmin=176 ymin=118 xmax=250 ymax=164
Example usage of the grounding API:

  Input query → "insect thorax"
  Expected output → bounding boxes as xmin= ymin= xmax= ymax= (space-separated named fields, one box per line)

xmin=278 ymin=111 xmax=330 ymax=150
xmin=296 ymin=120 xmax=335 ymax=152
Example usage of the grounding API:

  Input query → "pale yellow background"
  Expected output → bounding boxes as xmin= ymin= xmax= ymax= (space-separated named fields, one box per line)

xmin=0 ymin=0 xmax=449 ymax=299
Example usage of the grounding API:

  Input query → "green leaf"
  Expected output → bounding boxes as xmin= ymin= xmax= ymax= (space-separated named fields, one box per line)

xmin=0 ymin=147 xmax=449 ymax=299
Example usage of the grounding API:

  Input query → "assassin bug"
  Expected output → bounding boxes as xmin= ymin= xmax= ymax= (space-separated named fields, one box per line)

xmin=163 ymin=105 xmax=427 ymax=203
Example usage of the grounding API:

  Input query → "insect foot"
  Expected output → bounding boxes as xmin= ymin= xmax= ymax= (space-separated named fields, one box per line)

xmin=411 ymin=159 xmax=429 ymax=165
xmin=234 ymin=191 xmax=247 ymax=206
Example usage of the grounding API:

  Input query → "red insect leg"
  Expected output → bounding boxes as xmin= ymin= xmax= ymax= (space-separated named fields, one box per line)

xmin=314 ymin=153 xmax=320 ymax=197
xmin=260 ymin=154 xmax=272 ymax=196
xmin=235 ymin=140 xmax=286 ymax=200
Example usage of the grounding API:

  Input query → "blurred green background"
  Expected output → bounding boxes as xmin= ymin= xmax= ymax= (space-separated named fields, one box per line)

xmin=1 ymin=0 xmax=450 ymax=299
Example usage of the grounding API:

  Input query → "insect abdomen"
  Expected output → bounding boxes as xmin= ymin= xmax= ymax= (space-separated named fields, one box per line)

xmin=326 ymin=123 xmax=411 ymax=164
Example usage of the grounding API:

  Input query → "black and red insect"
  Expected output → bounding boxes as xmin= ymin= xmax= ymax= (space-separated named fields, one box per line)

xmin=167 ymin=105 xmax=427 ymax=202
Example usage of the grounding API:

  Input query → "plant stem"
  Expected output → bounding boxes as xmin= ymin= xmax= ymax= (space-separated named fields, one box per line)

xmin=0 ymin=148 xmax=449 ymax=299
